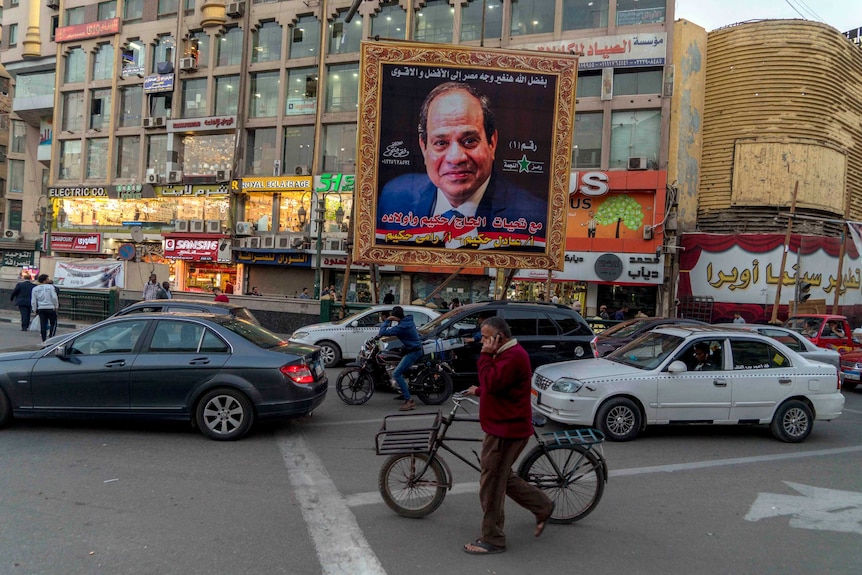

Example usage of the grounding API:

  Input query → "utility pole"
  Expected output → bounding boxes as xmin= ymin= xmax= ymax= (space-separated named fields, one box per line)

xmin=771 ymin=181 xmax=798 ymax=324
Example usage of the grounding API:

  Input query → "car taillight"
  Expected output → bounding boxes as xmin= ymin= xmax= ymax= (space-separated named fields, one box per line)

xmin=281 ymin=363 xmax=315 ymax=384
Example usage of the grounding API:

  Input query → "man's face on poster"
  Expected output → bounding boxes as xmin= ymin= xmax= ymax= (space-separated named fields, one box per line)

xmin=419 ymin=89 xmax=498 ymax=207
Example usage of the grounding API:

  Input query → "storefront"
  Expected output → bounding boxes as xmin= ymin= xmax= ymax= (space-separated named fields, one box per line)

xmin=163 ymin=233 xmax=233 ymax=293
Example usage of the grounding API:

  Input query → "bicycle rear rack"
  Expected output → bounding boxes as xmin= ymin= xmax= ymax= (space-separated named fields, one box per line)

xmin=541 ymin=428 xmax=605 ymax=447
xmin=375 ymin=412 xmax=442 ymax=455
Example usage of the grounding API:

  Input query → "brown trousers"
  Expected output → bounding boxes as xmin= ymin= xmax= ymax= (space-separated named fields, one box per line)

xmin=478 ymin=434 xmax=553 ymax=548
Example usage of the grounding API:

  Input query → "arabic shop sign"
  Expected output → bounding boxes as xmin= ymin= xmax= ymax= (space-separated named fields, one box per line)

xmin=502 ymin=252 xmax=663 ymax=285
xmin=517 ymin=32 xmax=667 ymax=70
xmin=49 ymin=233 xmax=103 ymax=253
xmin=233 ymin=176 xmax=313 ymax=192
xmin=234 ymin=251 xmax=312 ymax=267
xmin=164 ymin=237 xmax=219 ymax=261
xmin=168 ymin=116 xmax=236 ymax=133
xmin=55 ymin=18 xmax=120 ymax=43
xmin=156 ymin=184 xmax=230 ymax=198
xmin=143 ymin=73 xmax=175 ymax=94
xmin=2 ymin=250 xmax=35 ymax=267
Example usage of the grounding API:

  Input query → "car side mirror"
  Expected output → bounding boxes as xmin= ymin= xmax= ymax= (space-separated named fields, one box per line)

xmin=51 ymin=344 xmax=70 ymax=359
xmin=350 ymin=320 xmax=359 ymax=327
xmin=667 ymin=360 xmax=688 ymax=373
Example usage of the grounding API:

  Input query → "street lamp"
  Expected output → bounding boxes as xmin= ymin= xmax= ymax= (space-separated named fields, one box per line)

xmin=313 ymin=196 xmax=326 ymax=298
xmin=33 ymin=195 xmax=54 ymax=256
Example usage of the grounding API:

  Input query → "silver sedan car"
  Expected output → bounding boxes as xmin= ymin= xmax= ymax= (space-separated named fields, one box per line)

xmin=713 ymin=323 xmax=841 ymax=370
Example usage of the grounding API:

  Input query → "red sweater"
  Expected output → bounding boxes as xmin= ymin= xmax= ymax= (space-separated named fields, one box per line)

xmin=475 ymin=341 xmax=534 ymax=439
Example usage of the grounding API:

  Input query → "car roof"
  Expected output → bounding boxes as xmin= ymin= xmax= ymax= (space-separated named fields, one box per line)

xmin=122 ymin=299 xmax=249 ymax=312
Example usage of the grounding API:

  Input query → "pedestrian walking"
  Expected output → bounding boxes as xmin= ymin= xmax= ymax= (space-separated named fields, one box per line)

xmin=161 ymin=281 xmax=173 ymax=299
xmin=462 ymin=316 xmax=554 ymax=555
xmin=31 ymin=274 xmax=59 ymax=343
xmin=213 ymin=287 xmax=229 ymax=302
xmin=142 ymin=273 xmax=161 ymax=301
xmin=10 ymin=273 xmax=35 ymax=331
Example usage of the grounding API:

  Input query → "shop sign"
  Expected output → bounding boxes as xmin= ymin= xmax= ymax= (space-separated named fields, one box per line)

xmin=55 ymin=18 xmax=120 ymax=43
xmin=594 ymin=253 xmax=624 ymax=281
xmin=321 ymin=257 xmax=397 ymax=271
xmin=2 ymin=250 xmax=35 ymax=267
xmin=164 ymin=237 xmax=220 ymax=261
xmin=49 ymin=233 xmax=102 ymax=253
xmin=516 ymin=32 xmax=666 ymax=70
xmin=157 ymin=184 xmax=230 ymax=198
xmin=315 ymin=174 xmax=355 ymax=193
xmin=234 ymin=251 xmax=312 ymax=266
xmin=48 ymin=185 xmax=156 ymax=200
xmin=48 ymin=186 xmax=110 ymax=198
xmin=143 ymin=74 xmax=174 ymax=94
xmin=501 ymin=252 xmax=663 ymax=285
xmin=168 ymin=116 xmax=236 ymax=133
xmin=233 ymin=176 xmax=312 ymax=192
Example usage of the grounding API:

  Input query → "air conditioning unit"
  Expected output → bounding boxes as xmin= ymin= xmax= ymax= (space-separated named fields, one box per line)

xmin=167 ymin=170 xmax=184 ymax=183
xmin=216 ymin=169 xmax=232 ymax=182
xmin=174 ymin=219 xmax=189 ymax=232
xmin=146 ymin=171 xmax=161 ymax=184
xmin=189 ymin=219 xmax=204 ymax=233
xmin=46 ymin=0 xmax=60 ymax=9
xmin=179 ymin=57 xmax=197 ymax=71
xmin=628 ymin=156 xmax=648 ymax=170
xmin=226 ymin=1 xmax=245 ymax=17
xmin=3 ymin=229 xmax=20 ymax=240
xmin=235 ymin=221 xmax=253 ymax=236
xmin=260 ymin=236 xmax=275 ymax=249
xmin=295 ymin=164 xmax=311 ymax=176
xmin=277 ymin=236 xmax=292 ymax=249
xmin=205 ymin=220 xmax=222 ymax=233
xmin=328 ymin=239 xmax=343 ymax=251
xmin=248 ymin=237 xmax=261 ymax=249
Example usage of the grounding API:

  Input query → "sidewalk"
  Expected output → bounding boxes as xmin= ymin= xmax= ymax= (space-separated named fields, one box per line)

xmin=0 ymin=309 xmax=91 ymax=330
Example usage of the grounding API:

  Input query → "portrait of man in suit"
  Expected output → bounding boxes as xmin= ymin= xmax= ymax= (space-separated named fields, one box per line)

xmin=376 ymin=81 xmax=548 ymax=251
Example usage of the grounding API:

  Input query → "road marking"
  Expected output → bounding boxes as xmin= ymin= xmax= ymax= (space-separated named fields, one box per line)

xmin=843 ymin=407 xmax=862 ymax=414
xmin=745 ymin=482 xmax=862 ymax=534
xmin=345 ymin=445 xmax=862 ymax=508
xmin=278 ymin=433 xmax=386 ymax=575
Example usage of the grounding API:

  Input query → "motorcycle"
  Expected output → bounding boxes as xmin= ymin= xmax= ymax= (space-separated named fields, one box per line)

xmin=335 ymin=336 xmax=455 ymax=405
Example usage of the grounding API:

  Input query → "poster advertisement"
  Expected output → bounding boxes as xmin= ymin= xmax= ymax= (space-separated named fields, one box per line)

xmin=53 ymin=261 xmax=125 ymax=289
xmin=354 ymin=41 xmax=578 ymax=271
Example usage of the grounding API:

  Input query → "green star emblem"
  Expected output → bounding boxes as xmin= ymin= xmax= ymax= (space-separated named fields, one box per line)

xmin=518 ymin=155 xmax=531 ymax=173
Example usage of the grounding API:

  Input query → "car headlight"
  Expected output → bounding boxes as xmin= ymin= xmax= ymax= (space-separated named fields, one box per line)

xmin=292 ymin=331 xmax=309 ymax=339
xmin=551 ymin=377 xmax=584 ymax=393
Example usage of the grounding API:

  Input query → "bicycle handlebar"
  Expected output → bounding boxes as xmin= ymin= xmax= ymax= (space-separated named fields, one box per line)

xmin=451 ymin=391 xmax=479 ymax=406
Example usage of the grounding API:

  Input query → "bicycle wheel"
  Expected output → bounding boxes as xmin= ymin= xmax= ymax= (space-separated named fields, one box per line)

xmin=517 ymin=444 xmax=604 ymax=524
xmin=335 ymin=367 xmax=375 ymax=405
xmin=414 ymin=369 xmax=453 ymax=405
xmin=378 ymin=453 xmax=448 ymax=518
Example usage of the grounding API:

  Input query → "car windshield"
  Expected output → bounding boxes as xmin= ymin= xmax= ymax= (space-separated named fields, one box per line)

xmin=220 ymin=318 xmax=287 ymax=348
xmin=417 ymin=307 xmax=473 ymax=337
xmin=597 ymin=319 xmax=648 ymax=339
xmin=233 ymin=308 xmax=261 ymax=326
xmin=785 ymin=317 xmax=822 ymax=336
xmin=607 ymin=331 xmax=684 ymax=370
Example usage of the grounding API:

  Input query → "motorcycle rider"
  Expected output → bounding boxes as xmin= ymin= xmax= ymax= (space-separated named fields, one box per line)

xmin=379 ymin=306 xmax=423 ymax=411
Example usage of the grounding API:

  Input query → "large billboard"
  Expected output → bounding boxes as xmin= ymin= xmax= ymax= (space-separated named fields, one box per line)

xmin=354 ymin=42 xmax=578 ymax=271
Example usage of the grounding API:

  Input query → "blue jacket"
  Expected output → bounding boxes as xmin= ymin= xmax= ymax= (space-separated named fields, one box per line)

xmin=11 ymin=280 xmax=35 ymax=307
xmin=378 ymin=315 xmax=422 ymax=352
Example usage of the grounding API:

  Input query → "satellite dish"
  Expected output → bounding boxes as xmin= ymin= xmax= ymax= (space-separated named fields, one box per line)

xmin=130 ymin=226 xmax=144 ymax=243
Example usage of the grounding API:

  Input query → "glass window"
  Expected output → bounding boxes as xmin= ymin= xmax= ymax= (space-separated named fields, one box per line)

xmin=249 ymin=71 xmax=280 ymax=118
xmin=158 ymin=0 xmax=179 ymax=17
xmin=563 ymin=0 xmax=609 ymax=31
xmin=253 ymin=21 xmax=282 ymax=63
xmin=119 ymin=86 xmax=143 ymax=128
xmin=289 ymin=15 xmax=321 ymax=59
xmin=98 ymin=1 xmax=118 ymax=20
xmin=60 ymin=140 xmax=83 ymax=180
xmin=9 ymin=160 xmax=24 ymax=194
xmin=92 ymin=44 xmax=115 ymax=81
xmin=283 ymin=125 xmax=315 ymax=176
xmin=609 ymin=109 xmax=660 ymax=169
xmin=460 ymin=0 xmax=503 ymax=42
xmin=153 ymin=35 xmax=176 ymax=73
xmin=285 ymin=67 xmax=318 ymax=116
xmin=576 ymin=71 xmax=601 ymax=97
xmin=573 ymin=112 xmax=602 ymax=169
xmin=246 ymin=128 xmax=278 ymax=176
xmin=613 ymin=68 xmax=663 ymax=95
xmin=616 ymin=0 xmax=665 ymax=26
xmin=415 ymin=0 xmax=453 ymax=43
xmin=16 ymin=72 xmax=55 ymax=98
xmin=187 ymin=31 xmax=209 ymax=69
xmin=147 ymin=134 xmax=169 ymax=175
xmin=217 ymin=27 xmax=243 ymax=66
xmin=65 ymin=48 xmax=86 ymax=83
xmin=11 ymin=121 xmax=27 ymax=154
xmin=181 ymin=133 xmax=234 ymax=175
xmin=65 ymin=7 xmax=86 ymax=25
xmin=116 ymin=136 xmax=141 ymax=179
xmin=321 ymin=124 xmax=356 ymax=173
xmin=214 ymin=75 xmax=240 ymax=116
xmin=90 ymin=89 xmax=111 ymax=130
xmin=149 ymin=93 xmax=172 ymax=118
xmin=371 ymin=2 xmax=406 ymax=39
xmin=182 ymin=78 xmax=208 ymax=118
xmin=325 ymin=63 xmax=359 ymax=113
xmin=86 ymin=138 xmax=109 ymax=179
xmin=328 ymin=10 xmax=362 ymax=54
xmin=510 ymin=0 xmax=555 ymax=36
xmin=8 ymin=24 xmax=18 ymax=46
xmin=729 ymin=339 xmax=788 ymax=370
xmin=279 ymin=190 xmax=311 ymax=232
xmin=122 ymin=40 xmax=146 ymax=76
xmin=124 ymin=0 xmax=143 ymax=21
xmin=63 ymin=92 xmax=85 ymax=132
xmin=71 ymin=320 xmax=150 ymax=355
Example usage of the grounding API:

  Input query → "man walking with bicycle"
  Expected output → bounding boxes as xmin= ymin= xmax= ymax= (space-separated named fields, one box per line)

xmin=462 ymin=316 xmax=554 ymax=554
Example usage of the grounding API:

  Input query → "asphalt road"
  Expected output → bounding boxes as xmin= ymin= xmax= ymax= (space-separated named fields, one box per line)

xmin=0 ymin=317 xmax=860 ymax=575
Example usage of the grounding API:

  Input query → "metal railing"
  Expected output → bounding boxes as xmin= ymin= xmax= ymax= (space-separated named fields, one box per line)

xmin=57 ymin=288 xmax=120 ymax=323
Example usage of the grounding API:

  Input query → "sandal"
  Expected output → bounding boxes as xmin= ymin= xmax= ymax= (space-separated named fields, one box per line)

xmin=535 ymin=501 xmax=555 ymax=537
xmin=464 ymin=539 xmax=506 ymax=555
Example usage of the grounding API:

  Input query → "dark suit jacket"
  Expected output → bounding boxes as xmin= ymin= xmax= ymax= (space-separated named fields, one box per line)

xmin=376 ymin=171 xmax=548 ymax=250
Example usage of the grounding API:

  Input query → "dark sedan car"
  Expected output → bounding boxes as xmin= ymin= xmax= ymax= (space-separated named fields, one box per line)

xmin=0 ymin=314 xmax=327 ymax=440
xmin=590 ymin=317 xmax=709 ymax=357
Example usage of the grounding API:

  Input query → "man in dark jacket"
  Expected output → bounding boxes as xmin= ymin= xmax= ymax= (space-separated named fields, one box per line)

xmin=378 ymin=306 xmax=423 ymax=411
xmin=10 ymin=273 xmax=35 ymax=331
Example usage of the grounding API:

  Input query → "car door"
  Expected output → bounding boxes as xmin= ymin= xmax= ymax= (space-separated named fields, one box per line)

xmin=29 ymin=319 xmax=151 ymax=411
xmin=501 ymin=308 xmax=557 ymax=367
xmin=342 ymin=309 xmax=387 ymax=358
xmin=656 ymin=338 xmax=732 ymax=422
xmin=727 ymin=337 xmax=795 ymax=421
xmin=128 ymin=319 xmax=231 ymax=412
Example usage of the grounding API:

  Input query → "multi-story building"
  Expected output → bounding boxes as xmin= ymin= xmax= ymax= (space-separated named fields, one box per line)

xmin=0 ymin=0 xmax=673 ymax=313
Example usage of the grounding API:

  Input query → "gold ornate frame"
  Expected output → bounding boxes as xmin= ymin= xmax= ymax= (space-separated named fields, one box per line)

xmin=354 ymin=41 xmax=578 ymax=271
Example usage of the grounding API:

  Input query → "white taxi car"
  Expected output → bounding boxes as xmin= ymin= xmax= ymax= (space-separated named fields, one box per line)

xmin=531 ymin=326 xmax=844 ymax=443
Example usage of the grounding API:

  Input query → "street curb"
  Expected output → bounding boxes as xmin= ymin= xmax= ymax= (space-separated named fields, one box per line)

xmin=0 ymin=315 xmax=83 ymax=330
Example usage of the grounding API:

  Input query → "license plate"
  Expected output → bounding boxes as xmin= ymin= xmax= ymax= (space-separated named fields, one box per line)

xmin=844 ymin=371 xmax=860 ymax=381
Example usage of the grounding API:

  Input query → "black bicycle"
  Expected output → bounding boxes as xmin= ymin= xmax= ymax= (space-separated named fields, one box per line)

xmin=375 ymin=393 xmax=608 ymax=522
